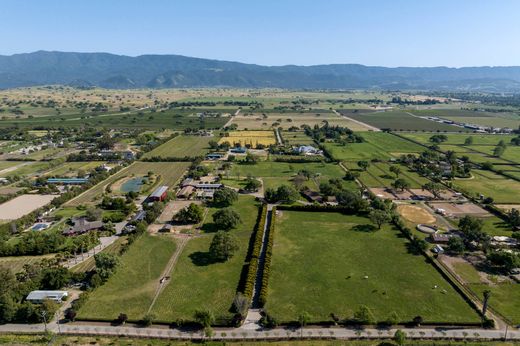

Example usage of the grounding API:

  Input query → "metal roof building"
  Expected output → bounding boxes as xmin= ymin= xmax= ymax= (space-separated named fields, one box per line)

xmin=26 ymin=290 xmax=68 ymax=303
xmin=149 ymin=185 xmax=169 ymax=201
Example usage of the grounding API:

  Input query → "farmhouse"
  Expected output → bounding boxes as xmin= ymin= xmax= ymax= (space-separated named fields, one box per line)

xmin=26 ymin=290 xmax=68 ymax=304
xmin=63 ymin=218 xmax=103 ymax=236
xmin=149 ymin=185 xmax=169 ymax=202
xmin=294 ymin=145 xmax=322 ymax=155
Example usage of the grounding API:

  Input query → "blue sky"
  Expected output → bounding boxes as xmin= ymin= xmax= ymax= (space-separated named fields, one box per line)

xmin=1 ymin=0 xmax=519 ymax=67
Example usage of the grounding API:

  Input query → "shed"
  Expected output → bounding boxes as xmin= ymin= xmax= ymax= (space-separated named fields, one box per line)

xmin=26 ymin=290 xmax=68 ymax=303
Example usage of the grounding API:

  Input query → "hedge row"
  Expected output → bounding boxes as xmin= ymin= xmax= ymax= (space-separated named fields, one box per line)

xmin=258 ymin=206 xmax=276 ymax=307
xmin=242 ymin=204 xmax=267 ymax=300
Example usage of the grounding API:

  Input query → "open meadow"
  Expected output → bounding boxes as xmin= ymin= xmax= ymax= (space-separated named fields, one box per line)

xmin=77 ymin=234 xmax=177 ymax=321
xmin=453 ymin=169 xmax=520 ymax=203
xmin=151 ymin=196 xmax=259 ymax=322
xmin=228 ymin=161 xmax=354 ymax=191
xmin=142 ymin=135 xmax=218 ymax=159
xmin=265 ymin=211 xmax=480 ymax=323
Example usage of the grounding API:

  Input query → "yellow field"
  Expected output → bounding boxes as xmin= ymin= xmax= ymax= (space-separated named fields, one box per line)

xmin=219 ymin=130 xmax=276 ymax=147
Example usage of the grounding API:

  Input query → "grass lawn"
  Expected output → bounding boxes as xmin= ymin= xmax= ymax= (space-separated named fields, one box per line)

xmin=77 ymin=234 xmax=177 ymax=321
xmin=361 ymin=132 xmax=425 ymax=155
xmin=346 ymin=162 xmax=429 ymax=189
xmin=323 ymin=142 xmax=392 ymax=161
xmin=142 ymin=135 xmax=218 ymax=159
xmin=44 ymin=161 xmax=103 ymax=177
xmin=229 ymin=161 xmax=350 ymax=191
xmin=469 ymin=283 xmax=520 ymax=325
xmin=151 ymin=196 xmax=259 ymax=322
xmin=281 ymin=131 xmax=314 ymax=146
xmin=265 ymin=211 xmax=480 ymax=324
xmin=453 ymin=170 xmax=520 ymax=203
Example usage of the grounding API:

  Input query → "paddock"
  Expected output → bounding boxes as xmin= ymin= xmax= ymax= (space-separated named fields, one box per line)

xmin=0 ymin=194 xmax=55 ymax=220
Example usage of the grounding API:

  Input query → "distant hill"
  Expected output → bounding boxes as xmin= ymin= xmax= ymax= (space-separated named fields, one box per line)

xmin=1 ymin=51 xmax=520 ymax=92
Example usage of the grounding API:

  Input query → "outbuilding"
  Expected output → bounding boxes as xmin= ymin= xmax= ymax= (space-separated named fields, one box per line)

xmin=149 ymin=185 xmax=168 ymax=202
xmin=26 ymin=290 xmax=68 ymax=304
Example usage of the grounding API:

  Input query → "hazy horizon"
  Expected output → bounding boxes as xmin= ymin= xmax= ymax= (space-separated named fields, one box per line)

xmin=1 ymin=0 xmax=520 ymax=68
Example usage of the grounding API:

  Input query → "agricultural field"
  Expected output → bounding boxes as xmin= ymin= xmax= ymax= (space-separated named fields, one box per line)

xmin=229 ymin=111 xmax=369 ymax=131
xmin=323 ymin=141 xmax=392 ymax=161
xmin=151 ymin=196 xmax=259 ymax=322
xmin=0 ymin=254 xmax=55 ymax=273
xmin=219 ymin=130 xmax=277 ymax=147
xmin=43 ymin=161 xmax=104 ymax=177
xmin=265 ymin=211 xmax=480 ymax=323
xmin=77 ymin=234 xmax=177 ymax=321
xmin=340 ymin=110 xmax=466 ymax=131
xmin=453 ymin=169 xmax=520 ymax=203
xmin=411 ymin=109 xmax=520 ymax=129
xmin=142 ymin=135 xmax=218 ymax=159
xmin=400 ymin=133 xmax=517 ymax=146
xmin=67 ymin=162 xmax=190 ymax=206
xmin=0 ymin=108 xmax=228 ymax=130
xmin=0 ymin=160 xmax=63 ymax=178
xmin=361 ymin=132 xmax=425 ymax=156
xmin=345 ymin=161 xmax=430 ymax=188
xmin=280 ymin=131 xmax=314 ymax=146
xmin=228 ymin=161 xmax=354 ymax=191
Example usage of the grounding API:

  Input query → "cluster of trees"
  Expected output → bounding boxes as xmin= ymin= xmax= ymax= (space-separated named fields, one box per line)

xmin=493 ymin=140 xmax=507 ymax=158
xmin=304 ymin=123 xmax=364 ymax=144
xmin=0 ymin=259 xmax=75 ymax=323
xmin=265 ymin=184 xmax=299 ymax=203
xmin=429 ymin=134 xmax=448 ymax=143
xmin=0 ymin=230 xmax=99 ymax=257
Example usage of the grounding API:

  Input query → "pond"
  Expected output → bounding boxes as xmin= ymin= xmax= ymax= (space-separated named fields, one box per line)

xmin=120 ymin=177 xmax=147 ymax=193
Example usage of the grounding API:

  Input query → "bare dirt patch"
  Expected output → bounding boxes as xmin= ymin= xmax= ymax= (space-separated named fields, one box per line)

xmin=158 ymin=200 xmax=202 ymax=223
xmin=429 ymin=202 xmax=490 ymax=218
xmin=495 ymin=204 xmax=520 ymax=212
xmin=369 ymin=188 xmax=396 ymax=200
xmin=409 ymin=188 xmax=435 ymax=199
xmin=0 ymin=187 xmax=22 ymax=195
xmin=393 ymin=189 xmax=415 ymax=200
xmin=397 ymin=204 xmax=436 ymax=224
xmin=0 ymin=194 xmax=55 ymax=220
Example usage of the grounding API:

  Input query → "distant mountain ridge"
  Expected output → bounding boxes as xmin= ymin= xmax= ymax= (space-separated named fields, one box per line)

xmin=1 ymin=50 xmax=520 ymax=92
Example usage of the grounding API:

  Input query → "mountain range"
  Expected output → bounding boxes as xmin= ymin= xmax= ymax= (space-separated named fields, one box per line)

xmin=1 ymin=51 xmax=520 ymax=92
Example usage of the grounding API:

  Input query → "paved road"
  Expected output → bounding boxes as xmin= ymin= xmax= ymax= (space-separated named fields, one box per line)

xmin=0 ymin=321 xmax=518 ymax=341
xmin=62 ymin=221 xmax=126 ymax=269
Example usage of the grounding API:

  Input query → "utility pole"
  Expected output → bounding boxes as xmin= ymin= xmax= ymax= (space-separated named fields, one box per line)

xmin=504 ymin=324 xmax=508 ymax=341
xmin=41 ymin=310 xmax=47 ymax=332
